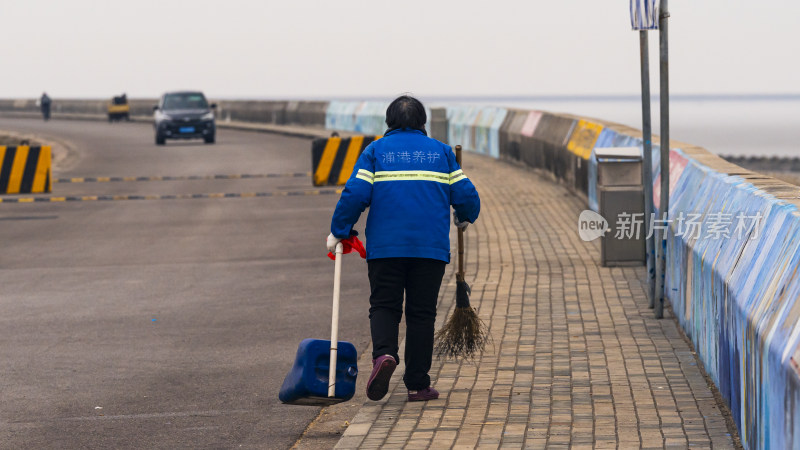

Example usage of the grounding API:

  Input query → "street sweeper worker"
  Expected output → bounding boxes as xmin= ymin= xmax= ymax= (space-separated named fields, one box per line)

xmin=326 ymin=95 xmax=480 ymax=402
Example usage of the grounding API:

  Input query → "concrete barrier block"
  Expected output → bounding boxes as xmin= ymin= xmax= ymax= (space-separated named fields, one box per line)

xmin=216 ymin=100 xmax=288 ymax=125
xmin=0 ymin=145 xmax=51 ymax=194
xmin=567 ymin=119 xmax=604 ymax=160
xmin=354 ymin=102 xmax=389 ymax=135
xmin=289 ymin=101 xmax=329 ymax=127
xmin=128 ymin=99 xmax=159 ymax=118
xmin=520 ymin=111 xmax=543 ymax=138
xmin=53 ymin=99 xmax=106 ymax=114
xmin=311 ymin=135 xmax=381 ymax=186
xmin=429 ymin=108 xmax=448 ymax=144
xmin=0 ymin=99 xmax=37 ymax=112
xmin=487 ymin=108 xmax=508 ymax=159
xmin=498 ymin=109 xmax=528 ymax=162
xmin=530 ymin=114 xmax=577 ymax=183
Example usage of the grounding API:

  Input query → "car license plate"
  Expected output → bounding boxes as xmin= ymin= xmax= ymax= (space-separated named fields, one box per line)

xmin=179 ymin=126 xmax=194 ymax=133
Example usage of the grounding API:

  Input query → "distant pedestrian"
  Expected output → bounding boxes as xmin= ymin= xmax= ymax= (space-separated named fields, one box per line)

xmin=40 ymin=92 xmax=51 ymax=121
xmin=327 ymin=95 xmax=480 ymax=402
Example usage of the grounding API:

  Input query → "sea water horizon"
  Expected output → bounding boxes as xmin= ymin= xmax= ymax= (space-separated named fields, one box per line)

xmin=424 ymin=94 xmax=799 ymax=158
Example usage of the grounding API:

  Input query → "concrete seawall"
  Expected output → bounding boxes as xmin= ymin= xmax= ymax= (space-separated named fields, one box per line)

xmin=0 ymin=98 xmax=330 ymax=127
xmin=1 ymin=97 xmax=797 ymax=448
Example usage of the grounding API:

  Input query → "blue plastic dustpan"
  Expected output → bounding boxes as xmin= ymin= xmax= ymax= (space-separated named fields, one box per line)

xmin=279 ymin=243 xmax=359 ymax=405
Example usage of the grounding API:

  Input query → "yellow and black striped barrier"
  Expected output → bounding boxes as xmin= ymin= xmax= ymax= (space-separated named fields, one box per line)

xmin=1 ymin=146 xmax=51 ymax=194
xmin=311 ymin=135 xmax=381 ymax=186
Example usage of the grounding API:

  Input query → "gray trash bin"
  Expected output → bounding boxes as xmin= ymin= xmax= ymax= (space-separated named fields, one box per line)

xmin=596 ymin=147 xmax=645 ymax=267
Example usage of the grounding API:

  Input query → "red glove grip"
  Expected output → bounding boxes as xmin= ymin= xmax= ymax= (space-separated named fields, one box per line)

xmin=327 ymin=235 xmax=366 ymax=260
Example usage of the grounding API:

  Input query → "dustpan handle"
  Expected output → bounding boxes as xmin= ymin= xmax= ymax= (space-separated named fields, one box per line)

xmin=328 ymin=242 xmax=344 ymax=397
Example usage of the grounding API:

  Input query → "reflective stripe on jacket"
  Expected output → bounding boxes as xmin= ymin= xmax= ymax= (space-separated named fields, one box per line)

xmin=330 ymin=128 xmax=480 ymax=262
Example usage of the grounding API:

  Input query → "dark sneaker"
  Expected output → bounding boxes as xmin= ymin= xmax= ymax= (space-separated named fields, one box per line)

xmin=366 ymin=355 xmax=397 ymax=401
xmin=408 ymin=387 xmax=439 ymax=402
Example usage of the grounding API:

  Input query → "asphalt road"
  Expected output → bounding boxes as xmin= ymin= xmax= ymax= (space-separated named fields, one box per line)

xmin=0 ymin=118 xmax=372 ymax=449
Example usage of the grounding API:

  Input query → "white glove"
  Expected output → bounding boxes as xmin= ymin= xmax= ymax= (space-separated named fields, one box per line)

xmin=326 ymin=233 xmax=342 ymax=253
xmin=453 ymin=211 xmax=470 ymax=230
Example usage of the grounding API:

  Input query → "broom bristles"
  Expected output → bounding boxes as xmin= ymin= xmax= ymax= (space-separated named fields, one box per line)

xmin=434 ymin=305 xmax=489 ymax=360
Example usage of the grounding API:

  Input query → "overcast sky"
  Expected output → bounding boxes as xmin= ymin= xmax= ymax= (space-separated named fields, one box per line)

xmin=2 ymin=0 xmax=799 ymax=99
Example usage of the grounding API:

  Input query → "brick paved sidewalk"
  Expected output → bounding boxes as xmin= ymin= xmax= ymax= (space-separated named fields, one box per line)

xmin=334 ymin=156 xmax=736 ymax=449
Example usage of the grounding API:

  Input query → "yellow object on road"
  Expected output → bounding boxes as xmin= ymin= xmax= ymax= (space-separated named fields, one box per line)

xmin=107 ymin=94 xmax=130 ymax=122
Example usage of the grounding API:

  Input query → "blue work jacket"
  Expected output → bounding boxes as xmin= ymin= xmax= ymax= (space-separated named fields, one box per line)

xmin=330 ymin=128 xmax=480 ymax=262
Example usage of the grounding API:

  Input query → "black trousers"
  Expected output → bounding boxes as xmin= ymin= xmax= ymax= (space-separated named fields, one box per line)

xmin=368 ymin=257 xmax=446 ymax=390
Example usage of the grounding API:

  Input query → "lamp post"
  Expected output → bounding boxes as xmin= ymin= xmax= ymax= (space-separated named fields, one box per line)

xmin=639 ymin=30 xmax=656 ymax=306
xmin=630 ymin=0 xmax=657 ymax=308
xmin=654 ymin=0 xmax=670 ymax=319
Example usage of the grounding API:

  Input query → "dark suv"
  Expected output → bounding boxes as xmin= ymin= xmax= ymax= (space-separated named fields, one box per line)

xmin=153 ymin=91 xmax=216 ymax=145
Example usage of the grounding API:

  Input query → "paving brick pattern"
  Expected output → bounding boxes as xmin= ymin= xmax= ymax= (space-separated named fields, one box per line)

xmin=335 ymin=157 xmax=735 ymax=449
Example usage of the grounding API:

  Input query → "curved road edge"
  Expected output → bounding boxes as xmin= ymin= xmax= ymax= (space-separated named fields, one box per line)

xmin=0 ymin=111 xmax=358 ymax=141
xmin=0 ymin=126 xmax=79 ymax=172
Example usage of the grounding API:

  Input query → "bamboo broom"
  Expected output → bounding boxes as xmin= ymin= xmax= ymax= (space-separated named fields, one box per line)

xmin=434 ymin=145 xmax=489 ymax=359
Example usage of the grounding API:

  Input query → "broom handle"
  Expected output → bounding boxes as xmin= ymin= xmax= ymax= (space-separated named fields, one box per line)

xmin=328 ymin=242 xmax=343 ymax=398
xmin=458 ymin=230 xmax=465 ymax=278
xmin=455 ymin=145 xmax=465 ymax=279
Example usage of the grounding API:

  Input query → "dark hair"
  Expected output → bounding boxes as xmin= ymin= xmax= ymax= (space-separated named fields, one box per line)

xmin=385 ymin=95 xmax=427 ymax=134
